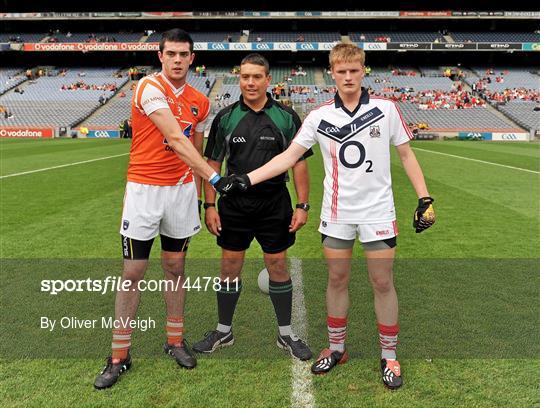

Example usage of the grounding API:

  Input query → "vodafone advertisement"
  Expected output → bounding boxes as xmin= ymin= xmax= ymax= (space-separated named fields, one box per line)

xmin=23 ymin=42 xmax=159 ymax=52
xmin=0 ymin=127 xmax=54 ymax=138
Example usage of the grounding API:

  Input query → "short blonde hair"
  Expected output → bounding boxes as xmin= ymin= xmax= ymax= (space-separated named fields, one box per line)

xmin=329 ymin=43 xmax=365 ymax=69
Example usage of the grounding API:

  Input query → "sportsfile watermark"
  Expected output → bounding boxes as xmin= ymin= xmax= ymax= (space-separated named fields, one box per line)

xmin=41 ymin=276 xmax=240 ymax=295
xmin=1 ymin=258 xmax=538 ymax=359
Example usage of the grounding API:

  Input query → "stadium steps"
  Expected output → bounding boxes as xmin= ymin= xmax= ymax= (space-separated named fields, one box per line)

xmin=139 ymin=34 xmax=149 ymax=42
xmin=459 ymin=79 xmax=526 ymax=131
xmin=209 ymin=76 xmax=224 ymax=105
xmin=240 ymin=34 xmax=248 ymax=43
xmin=444 ymin=35 xmax=454 ymax=43
xmin=342 ymin=35 xmax=351 ymax=43
xmin=0 ymin=70 xmax=29 ymax=97
xmin=75 ymin=77 xmax=133 ymax=128
xmin=485 ymin=100 xmax=526 ymax=131
xmin=314 ymin=70 xmax=325 ymax=87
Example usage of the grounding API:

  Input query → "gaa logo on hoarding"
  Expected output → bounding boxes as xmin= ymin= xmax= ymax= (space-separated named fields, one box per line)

xmin=502 ymin=133 xmax=517 ymax=140
xmin=232 ymin=43 xmax=248 ymax=50
xmin=277 ymin=43 xmax=293 ymax=50
xmin=210 ymin=42 xmax=227 ymax=50
xmin=255 ymin=43 xmax=271 ymax=50
xmin=94 ymin=130 xmax=111 ymax=138
xmin=299 ymin=43 xmax=316 ymax=50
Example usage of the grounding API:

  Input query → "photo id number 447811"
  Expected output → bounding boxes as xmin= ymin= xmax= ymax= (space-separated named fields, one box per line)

xmin=183 ymin=277 xmax=239 ymax=291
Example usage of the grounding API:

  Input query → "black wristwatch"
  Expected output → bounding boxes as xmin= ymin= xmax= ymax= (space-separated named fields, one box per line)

xmin=296 ymin=203 xmax=310 ymax=212
xmin=203 ymin=202 xmax=216 ymax=210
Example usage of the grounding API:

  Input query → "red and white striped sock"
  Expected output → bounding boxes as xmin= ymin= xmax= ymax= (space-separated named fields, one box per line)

xmin=378 ymin=322 xmax=399 ymax=360
xmin=328 ymin=316 xmax=347 ymax=353
xmin=111 ymin=328 xmax=132 ymax=363
xmin=166 ymin=316 xmax=184 ymax=347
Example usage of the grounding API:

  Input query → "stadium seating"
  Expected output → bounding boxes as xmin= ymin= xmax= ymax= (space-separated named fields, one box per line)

xmin=498 ymin=101 xmax=539 ymax=131
xmin=451 ymin=32 xmax=540 ymax=42
xmin=146 ymin=32 xmax=241 ymax=42
xmin=0 ymin=68 xmax=25 ymax=94
xmin=0 ymin=68 xmax=127 ymax=127
xmin=350 ymin=32 xmax=445 ymax=42
xmin=0 ymin=33 xmax=45 ymax=42
xmin=249 ymin=32 xmax=340 ymax=42
xmin=82 ymin=89 xmax=133 ymax=127
xmin=49 ymin=32 xmax=143 ymax=42
xmin=398 ymin=102 xmax=516 ymax=130
xmin=363 ymin=76 xmax=455 ymax=93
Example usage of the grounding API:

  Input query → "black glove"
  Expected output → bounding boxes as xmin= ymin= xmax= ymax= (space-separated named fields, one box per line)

xmin=197 ymin=199 xmax=202 ymax=218
xmin=212 ymin=174 xmax=249 ymax=195
xmin=413 ymin=197 xmax=435 ymax=233
xmin=232 ymin=174 xmax=251 ymax=191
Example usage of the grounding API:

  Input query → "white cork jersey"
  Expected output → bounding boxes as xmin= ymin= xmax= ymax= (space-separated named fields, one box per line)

xmin=293 ymin=89 xmax=413 ymax=224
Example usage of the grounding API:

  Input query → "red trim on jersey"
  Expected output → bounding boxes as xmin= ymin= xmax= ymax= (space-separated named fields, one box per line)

xmin=312 ymin=98 xmax=335 ymax=111
xmin=392 ymin=220 xmax=399 ymax=236
xmin=371 ymin=96 xmax=414 ymax=140
xmin=330 ymin=140 xmax=339 ymax=221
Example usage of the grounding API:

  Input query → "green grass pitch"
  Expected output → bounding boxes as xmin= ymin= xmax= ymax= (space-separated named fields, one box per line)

xmin=1 ymin=138 xmax=539 ymax=407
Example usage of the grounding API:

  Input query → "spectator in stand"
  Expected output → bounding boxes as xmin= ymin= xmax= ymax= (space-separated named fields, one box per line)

xmin=296 ymin=34 xmax=305 ymax=42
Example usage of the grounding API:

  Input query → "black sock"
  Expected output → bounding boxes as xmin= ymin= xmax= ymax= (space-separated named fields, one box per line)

xmin=269 ymin=279 xmax=293 ymax=327
xmin=216 ymin=279 xmax=242 ymax=327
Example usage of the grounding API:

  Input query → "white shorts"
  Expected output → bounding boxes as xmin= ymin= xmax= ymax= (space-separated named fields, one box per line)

xmin=318 ymin=219 xmax=398 ymax=243
xmin=120 ymin=181 xmax=201 ymax=241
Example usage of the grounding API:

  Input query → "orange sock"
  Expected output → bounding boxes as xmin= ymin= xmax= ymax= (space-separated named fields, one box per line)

xmin=166 ymin=316 xmax=184 ymax=346
xmin=111 ymin=328 xmax=132 ymax=362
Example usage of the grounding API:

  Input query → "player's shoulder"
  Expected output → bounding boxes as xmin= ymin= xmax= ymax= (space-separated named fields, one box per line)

xmin=137 ymin=73 xmax=164 ymax=91
xmin=304 ymin=98 xmax=335 ymax=121
xmin=312 ymin=98 xmax=336 ymax=113
xmin=368 ymin=95 xmax=399 ymax=110
xmin=183 ymin=83 xmax=209 ymax=104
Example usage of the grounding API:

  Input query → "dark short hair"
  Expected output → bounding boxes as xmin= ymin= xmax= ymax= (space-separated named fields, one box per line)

xmin=159 ymin=29 xmax=194 ymax=53
xmin=240 ymin=53 xmax=270 ymax=75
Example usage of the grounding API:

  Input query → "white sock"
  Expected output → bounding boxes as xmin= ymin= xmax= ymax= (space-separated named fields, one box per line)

xmin=216 ymin=323 xmax=231 ymax=333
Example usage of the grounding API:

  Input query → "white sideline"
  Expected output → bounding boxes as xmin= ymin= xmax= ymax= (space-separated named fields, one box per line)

xmin=0 ymin=153 xmax=129 ymax=179
xmin=290 ymin=257 xmax=315 ymax=408
xmin=413 ymin=147 xmax=540 ymax=174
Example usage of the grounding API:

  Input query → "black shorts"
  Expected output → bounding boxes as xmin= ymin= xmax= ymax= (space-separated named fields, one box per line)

xmin=217 ymin=188 xmax=295 ymax=254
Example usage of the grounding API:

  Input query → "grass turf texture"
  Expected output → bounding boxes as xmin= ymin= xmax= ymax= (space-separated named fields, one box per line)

xmin=1 ymin=138 xmax=539 ymax=407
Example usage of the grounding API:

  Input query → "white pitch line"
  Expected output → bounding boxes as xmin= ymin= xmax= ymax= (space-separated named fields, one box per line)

xmin=0 ymin=153 xmax=129 ymax=179
xmin=290 ymin=257 xmax=315 ymax=408
xmin=413 ymin=147 xmax=540 ymax=174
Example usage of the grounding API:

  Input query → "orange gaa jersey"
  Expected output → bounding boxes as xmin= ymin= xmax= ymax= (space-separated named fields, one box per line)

xmin=128 ymin=72 xmax=210 ymax=185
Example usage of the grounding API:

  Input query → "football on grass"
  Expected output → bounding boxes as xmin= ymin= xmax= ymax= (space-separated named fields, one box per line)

xmin=258 ymin=268 xmax=269 ymax=294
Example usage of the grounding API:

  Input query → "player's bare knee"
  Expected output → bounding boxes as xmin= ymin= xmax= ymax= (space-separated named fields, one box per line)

xmin=122 ymin=261 xmax=147 ymax=283
xmin=264 ymin=256 xmax=288 ymax=280
xmin=328 ymin=272 xmax=350 ymax=290
xmin=370 ymin=275 xmax=394 ymax=293
xmin=161 ymin=258 xmax=185 ymax=278
xmin=119 ymin=275 xmax=142 ymax=289
xmin=220 ymin=269 xmax=241 ymax=281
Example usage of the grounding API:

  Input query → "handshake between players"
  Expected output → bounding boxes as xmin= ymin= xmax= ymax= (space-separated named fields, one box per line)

xmin=210 ymin=173 xmax=251 ymax=195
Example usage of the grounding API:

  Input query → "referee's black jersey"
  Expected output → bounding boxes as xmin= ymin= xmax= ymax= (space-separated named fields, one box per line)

xmin=204 ymin=93 xmax=312 ymax=195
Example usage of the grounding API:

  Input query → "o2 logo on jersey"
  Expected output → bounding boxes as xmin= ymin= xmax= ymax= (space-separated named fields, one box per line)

xmin=339 ymin=140 xmax=373 ymax=172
